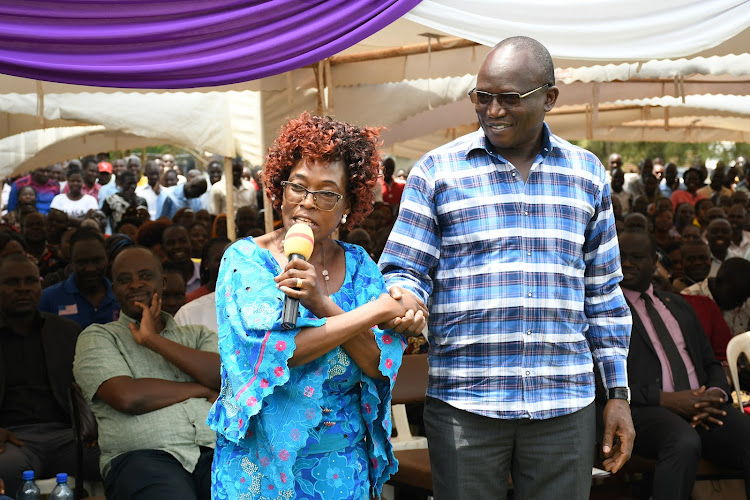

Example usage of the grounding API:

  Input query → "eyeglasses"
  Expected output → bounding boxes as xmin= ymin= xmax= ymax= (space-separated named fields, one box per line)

xmin=468 ymin=84 xmax=550 ymax=108
xmin=281 ymin=181 xmax=343 ymax=211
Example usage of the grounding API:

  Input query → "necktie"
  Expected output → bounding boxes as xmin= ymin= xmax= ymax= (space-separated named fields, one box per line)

xmin=641 ymin=292 xmax=691 ymax=391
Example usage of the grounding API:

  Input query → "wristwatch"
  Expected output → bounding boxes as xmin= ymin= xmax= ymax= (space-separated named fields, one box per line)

xmin=607 ymin=387 xmax=631 ymax=403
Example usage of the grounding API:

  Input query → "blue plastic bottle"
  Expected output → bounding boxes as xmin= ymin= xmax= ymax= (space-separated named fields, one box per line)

xmin=16 ymin=470 xmax=40 ymax=500
xmin=50 ymin=473 xmax=74 ymax=500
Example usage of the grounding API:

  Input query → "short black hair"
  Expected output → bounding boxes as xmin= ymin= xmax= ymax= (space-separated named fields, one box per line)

xmin=0 ymin=252 xmax=38 ymax=273
xmin=70 ymin=226 xmax=105 ymax=255
xmin=494 ymin=36 xmax=555 ymax=86
xmin=620 ymin=225 xmax=656 ymax=255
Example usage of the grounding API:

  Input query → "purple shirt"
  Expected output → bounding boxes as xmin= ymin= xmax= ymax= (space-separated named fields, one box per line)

xmin=623 ymin=285 xmax=700 ymax=392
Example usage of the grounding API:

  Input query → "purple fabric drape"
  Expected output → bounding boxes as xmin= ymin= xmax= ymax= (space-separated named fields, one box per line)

xmin=0 ymin=0 xmax=422 ymax=88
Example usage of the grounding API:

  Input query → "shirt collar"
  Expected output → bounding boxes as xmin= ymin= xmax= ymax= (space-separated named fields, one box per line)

xmin=621 ymin=284 xmax=654 ymax=304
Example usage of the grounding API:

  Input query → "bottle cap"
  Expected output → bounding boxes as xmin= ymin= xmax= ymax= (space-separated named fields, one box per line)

xmin=56 ymin=473 xmax=68 ymax=483
xmin=22 ymin=470 xmax=34 ymax=481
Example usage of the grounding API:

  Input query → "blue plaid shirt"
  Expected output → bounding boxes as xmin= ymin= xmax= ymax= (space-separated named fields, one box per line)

xmin=379 ymin=125 xmax=631 ymax=420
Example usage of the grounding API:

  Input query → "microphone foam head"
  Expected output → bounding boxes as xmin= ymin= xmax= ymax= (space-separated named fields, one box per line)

xmin=284 ymin=223 xmax=314 ymax=260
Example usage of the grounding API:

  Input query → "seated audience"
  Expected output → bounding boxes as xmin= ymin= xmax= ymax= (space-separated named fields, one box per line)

xmin=102 ymin=171 xmax=148 ymax=235
xmin=187 ymin=222 xmax=209 ymax=260
xmin=40 ymin=227 xmax=119 ymax=329
xmin=43 ymin=227 xmax=76 ymax=288
xmin=2 ymin=186 xmax=37 ymax=230
xmin=727 ymin=204 xmax=750 ymax=258
xmin=234 ymin=206 xmax=257 ymax=238
xmin=22 ymin=212 xmax=64 ymax=279
xmin=0 ymin=254 xmax=100 ymax=496
xmin=46 ymin=208 xmax=69 ymax=249
xmin=705 ymin=218 xmax=732 ymax=277
xmin=672 ymin=240 xmax=712 ymax=292
xmin=671 ymin=168 xmax=705 ymax=210
xmin=73 ymin=247 xmax=219 ymax=500
xmin=618 ymin=227 xmax=750 ymax=500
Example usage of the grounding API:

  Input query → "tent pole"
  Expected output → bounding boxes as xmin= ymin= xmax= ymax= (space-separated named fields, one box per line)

xmin=224 ymin=157 xmax=236 ymax=241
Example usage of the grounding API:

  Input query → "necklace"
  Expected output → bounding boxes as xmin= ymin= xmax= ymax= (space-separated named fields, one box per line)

xmin=321 ymin=242 xmax=330 ymax=296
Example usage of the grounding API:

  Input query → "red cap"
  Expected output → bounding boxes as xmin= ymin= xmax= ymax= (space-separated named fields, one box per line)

xmin=98 ymin=161 xmax=113 ymax=173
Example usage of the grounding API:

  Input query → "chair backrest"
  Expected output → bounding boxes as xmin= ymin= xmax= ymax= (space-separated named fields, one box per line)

xmin=392 ymin=354 xmax=428 ymax=405
xmin=725 ymin=330 xmax=750 ymax=411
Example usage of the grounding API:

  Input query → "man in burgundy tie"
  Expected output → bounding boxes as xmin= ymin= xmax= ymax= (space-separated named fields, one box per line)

xmin=618 ymin=226 xmax=750 ymax=499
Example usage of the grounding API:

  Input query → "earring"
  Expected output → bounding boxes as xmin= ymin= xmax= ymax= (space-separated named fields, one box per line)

xmin=341 ymin=213 xmax=347 ymax=224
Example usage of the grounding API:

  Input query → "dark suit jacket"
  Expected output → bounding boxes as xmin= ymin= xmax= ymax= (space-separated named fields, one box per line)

xmin=624 ymin=289 xmax=729 ymax=407
xmin=0 ymin=311 xmax=82 ymax=422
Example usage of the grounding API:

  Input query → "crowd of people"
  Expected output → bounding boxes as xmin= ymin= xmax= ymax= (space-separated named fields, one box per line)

xmin=1 ymin=34 xmax=750 ymax=500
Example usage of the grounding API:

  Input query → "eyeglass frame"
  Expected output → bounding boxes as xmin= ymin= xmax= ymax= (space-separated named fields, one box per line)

xmin=280 ymin=181 xmax=344 ymax=211
xmin=468 ymin=84 xmax=551 ymax=108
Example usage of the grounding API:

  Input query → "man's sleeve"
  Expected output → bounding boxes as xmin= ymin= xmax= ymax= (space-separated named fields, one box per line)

xmin=378 ymin=159 xmax=439 ymax=304
xmin=73 ymin=325 xmax=134 ymax=403
xmin=208 ymin=183 xmax=221 ymax=215
xmin=193 ymin=325 xmax=219 ymax=354
xmin=158 ymin=195 xmax=174 ymax=220
xmin=583 ymin=176 xmax=632 ymax=391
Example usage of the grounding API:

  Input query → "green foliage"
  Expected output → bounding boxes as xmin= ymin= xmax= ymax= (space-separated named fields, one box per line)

xmin=572 ymin=140 xmax=749 ymax=170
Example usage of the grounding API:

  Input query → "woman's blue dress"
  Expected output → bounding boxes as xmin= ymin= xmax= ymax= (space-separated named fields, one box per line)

xmin=207 ymin=238 xmax=405 ymax=499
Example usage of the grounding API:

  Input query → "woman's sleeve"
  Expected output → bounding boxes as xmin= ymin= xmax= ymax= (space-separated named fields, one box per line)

xmin=206 ymin=239 xmax=327 ymax=446
xmin=349 ymin=244 xmax=408 ymax=497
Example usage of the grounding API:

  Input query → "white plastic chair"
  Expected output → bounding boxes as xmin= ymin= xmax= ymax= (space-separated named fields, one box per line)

xmin=726 ymin=330 xmax=750 ymax=412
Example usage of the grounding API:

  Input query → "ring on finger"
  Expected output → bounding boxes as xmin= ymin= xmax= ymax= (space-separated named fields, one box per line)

xmin=296 ymin=278 xmax=303 ymax=289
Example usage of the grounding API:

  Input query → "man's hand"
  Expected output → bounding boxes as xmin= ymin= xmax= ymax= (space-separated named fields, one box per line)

xmin=660 ymin=386 xmax=725 ymax=425
xmin=0 ymin=428 xmax=23 ymax=454
xmin=128 ymin=293 xmax=162 ymax=346
xmin=601 ymin=399 xmax=635 ymax=474
xmin=378 ymin=287 xmax=428 ymax=336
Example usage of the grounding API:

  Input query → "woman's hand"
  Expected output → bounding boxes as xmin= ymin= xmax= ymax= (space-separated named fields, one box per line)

xmin=275 ymin=258 xmax=329 ymax=317
xmin=378 ymin=287 xmax=428 ymax=336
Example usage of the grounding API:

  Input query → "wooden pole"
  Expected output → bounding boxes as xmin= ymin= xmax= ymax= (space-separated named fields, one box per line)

xmin=327 ymin=37 xmax=477 ymax=66
xmin=224 ymin=157 xmax=236 ymax=241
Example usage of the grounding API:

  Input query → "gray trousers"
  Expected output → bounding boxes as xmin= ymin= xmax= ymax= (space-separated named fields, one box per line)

xmin=0 ymin=422 xmax=100 ymax=497
xmin=424 ymin=397 xmax=595 ymax=500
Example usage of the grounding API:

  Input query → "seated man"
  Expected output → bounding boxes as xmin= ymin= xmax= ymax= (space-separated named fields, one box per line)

xmin=0 ymin=254 xmax=99 ymax=496
xmin=73 ymin=247 xmax=219 ymax=500
xmin=618 ymin=227 xmax=750 ymax=499
xmin=40 ymin=227 xmax=119 ymax=329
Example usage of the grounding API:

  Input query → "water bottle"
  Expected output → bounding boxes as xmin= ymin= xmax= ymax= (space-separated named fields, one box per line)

xmin=16 ymin=470 xmax=40 ymax=500
xmin=50 ymin=473 xmax=74 ymax=500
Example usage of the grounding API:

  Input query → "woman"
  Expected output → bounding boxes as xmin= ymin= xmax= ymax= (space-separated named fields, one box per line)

xmin=208 ymin=113 xmax=425 ymax=499
xmin=2 ymin=185 xmax=37 ymax=230
xmin=50 ymin=164 xmax=99 ymax=225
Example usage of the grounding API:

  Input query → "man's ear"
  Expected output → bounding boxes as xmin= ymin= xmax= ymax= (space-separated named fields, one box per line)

xmin=544 ymin=86 xmax=560 ymax=112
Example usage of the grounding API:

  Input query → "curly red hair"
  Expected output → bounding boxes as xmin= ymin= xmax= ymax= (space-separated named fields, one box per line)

xmin=263 ymin=112 xmax=382 ymax=230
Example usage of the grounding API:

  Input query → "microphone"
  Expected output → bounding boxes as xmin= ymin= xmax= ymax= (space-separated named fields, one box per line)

xmin=281 ymin=223 xmax=314 ymax=329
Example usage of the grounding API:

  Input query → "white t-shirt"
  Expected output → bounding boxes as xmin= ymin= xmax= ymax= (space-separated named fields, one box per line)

xmin=50 ymin=193 xmax=99 ymax=219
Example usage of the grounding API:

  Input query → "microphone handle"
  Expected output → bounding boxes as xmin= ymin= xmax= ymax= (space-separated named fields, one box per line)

xmin=281 ymin=296 xmax=300 ymax=329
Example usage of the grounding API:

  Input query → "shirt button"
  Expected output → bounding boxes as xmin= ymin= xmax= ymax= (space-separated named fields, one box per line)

xmin=524 ymin=211 xmax=529 ymax=216
xmin=512 ymin=172 xmax=516 ymax=177
xmin=190 ymin=419 xmax=195 ymax=424
xmin=526 ymin=330 xmax=532 ymax=335
xmin=526 ymin=251 xmax=531 ymax=256
xmin=527 ymin=292 xmax=532 ymax=297
xmin=525 ymin=371 xmax=531 ymax=376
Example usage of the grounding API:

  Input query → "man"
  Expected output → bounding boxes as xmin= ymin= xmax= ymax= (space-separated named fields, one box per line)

xmin=186 ymin=169 xmax=211 ymax=213
xmin=735 ymin=156 xmax=749 ymax=197
xmin=618 ymin=227 xmax=750 ymax=499
xmin=626 ymin=158 xmax=653 ymax=200
xmin=671 ymin=168 xmax=706 ymax=211
xmin=672 ymin=240 xmax=712 ymax=292
xmin=97 ymin=161 xmax=113 ymax=190
xmin=162 ymin=154 xmax=186 ymax=184
xmin=0 ymin=254 xmax=99 ymax=496
xmin=727 ymin=204 xmax=750 ymax=258
xmin=161 ymin=225 xmax=201 ymax=294
xmin=46 ymin=208 xmax=69 ymax=250
xmin=705 ymin=218 xmax=732 ymax=277
xmin=7 ymin=166 xmax=60 ymax=214
xmin=608 ymin=152 xmax=623 ymax=171
xmin=660 ymin=162 xmax=681 ymax=199
xmin=22 ymin=212 xmax=64 ymax=279
xmin=40 ymin=227 xmax=119 ymax=329
xmin=97 ymin=160 xmax=125 ymax=205
xmin=378 ymin=36 xmax=634 ymax=500
xmin=161 ymin=264 xmax=187 ymax=317
xmin=610 ymin=167 xmax=632 ymax=216
xmin=126 ymin=155 xmax=148 ymax=188
xmin=102 ymin=171 xmax=148 ymax=234
xmin=652 ymin=158 xmax=665 ymax=183
xmin=380 ymin=157 xmax=405 ymax=208
xmin=135 ymin=160 xmax=164 ymax=220
xmin=159 ymin=175 xmax=207 ymax=220
xmin=208 ymin=158 xmax=257 ymax=216
xmin=63 ymin=156 xmax=101 ymax=201
xmin=207 ymin=160 xmax=223 ymax=187
xmin=73 ymin=247 xmax=219 ymax=500
xmin=698 ymin=166 xmax=733 ymax=204
xmin=683 ymin=257 xmax=750 ymax=337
